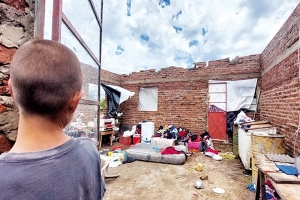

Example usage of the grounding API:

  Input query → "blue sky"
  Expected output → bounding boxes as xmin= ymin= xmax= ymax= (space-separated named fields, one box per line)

xmin=45 ymin=0 xmax=299 ymax=75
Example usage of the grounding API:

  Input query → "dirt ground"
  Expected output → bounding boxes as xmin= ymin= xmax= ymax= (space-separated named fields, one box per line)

xmin=102 ymin=142 xmax=255 ymax=200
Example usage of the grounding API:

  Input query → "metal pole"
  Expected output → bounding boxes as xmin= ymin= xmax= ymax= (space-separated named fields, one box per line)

xmin=52 ymin=0 xmax=62 ymax=41
xmin=34 ymin=0 xmax=45 ymax=39
xmin=97 ymin=0 xmax=104 ymax=151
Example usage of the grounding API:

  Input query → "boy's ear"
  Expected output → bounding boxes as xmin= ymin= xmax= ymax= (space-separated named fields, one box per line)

xmin=8 ymin=79 xmax=14 ymax=98
xmin=69 ymin=90 xmax=83 ymax=113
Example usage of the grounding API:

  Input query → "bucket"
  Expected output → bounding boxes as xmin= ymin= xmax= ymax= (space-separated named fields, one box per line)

xmin=133 ymin=134 xmax=141 ymax=144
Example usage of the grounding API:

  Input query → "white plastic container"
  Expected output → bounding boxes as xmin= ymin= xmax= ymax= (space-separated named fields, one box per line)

xmin=141 ymin=122 xmax=154 ymax=144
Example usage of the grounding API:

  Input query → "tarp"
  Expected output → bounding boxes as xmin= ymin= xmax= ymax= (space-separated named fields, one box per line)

xmin=101 ymin=84 xmax=135 ymax=117
xmin=209 ymin=78 xmax=257 ymax=112
xmin=138 ymin=87 xmax=158 ymax=111
xmin=105 ymin=84 xmax=135 ymax=104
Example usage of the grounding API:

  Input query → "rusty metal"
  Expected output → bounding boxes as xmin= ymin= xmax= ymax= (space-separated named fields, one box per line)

xmin=52 ymin=0 xmax=62 ymax=41
xmin=34 ymin=0 xmax=45 ymax=39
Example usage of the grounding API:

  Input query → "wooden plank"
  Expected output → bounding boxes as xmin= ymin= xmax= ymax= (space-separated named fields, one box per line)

xmin=255 ymin=154 xmax=300 ymax=200
xmin=240 ymin=121 xmax=269 ymax=126
xmin=244 ymin=124 xmax=275 ymax=130
xmin=271 ymin=180 xmax=300 ymax=200
xmin=268 ymin=172 xmax=300 ymax=184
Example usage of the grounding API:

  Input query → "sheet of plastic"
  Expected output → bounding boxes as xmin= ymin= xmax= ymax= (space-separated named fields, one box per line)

xmin=209 ymin=78 xmax=257 ymax=112
xmin=101 ymin=84 xmax=135 ymax=117
xmin=106 ymin=84 xmax=135 ymax=104
xmin=138 ymin=87 xmax=158 ymax=111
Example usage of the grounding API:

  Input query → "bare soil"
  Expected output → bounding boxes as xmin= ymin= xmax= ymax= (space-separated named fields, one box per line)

xmin=102 ymin=142 xmax=255 ymax=200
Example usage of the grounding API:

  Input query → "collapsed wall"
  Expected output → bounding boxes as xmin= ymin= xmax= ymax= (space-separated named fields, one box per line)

xmin=119 ymin=55 xmax=261 ymax=134
xmin=260 ymin=4 xmax=300 ymax=156
xmin=0 ymin=0 xmax=34 ymax=153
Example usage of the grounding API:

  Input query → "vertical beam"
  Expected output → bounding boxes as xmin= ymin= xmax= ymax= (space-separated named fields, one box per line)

xmin=34 ymin=0 xmax=45 ymax=39
xmin=97 ymin=0 xmax=104 ymax=150
xmin=52 ymin=0 xmax=62 ymax=41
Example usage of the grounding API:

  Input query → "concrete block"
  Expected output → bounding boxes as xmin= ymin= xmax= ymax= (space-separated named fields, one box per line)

xmin=0 ymin=25 xmax=24 ymax=48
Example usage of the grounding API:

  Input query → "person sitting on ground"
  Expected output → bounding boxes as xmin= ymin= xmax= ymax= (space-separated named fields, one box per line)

xmin=0 ymin=39 xmax=106 ymax=200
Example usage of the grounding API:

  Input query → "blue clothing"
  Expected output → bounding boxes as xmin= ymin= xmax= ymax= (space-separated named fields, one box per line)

xmin=0 ymin=138 xmax=106 ymax=200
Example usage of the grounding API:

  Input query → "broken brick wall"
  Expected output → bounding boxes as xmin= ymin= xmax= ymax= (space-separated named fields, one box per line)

xmin=0 ymin=0 xmax=34 ymax=153
xmin=75 ymin=64 xmax=121 ymax=125
xmin=119 ymin=55 xmax=261 ymax=134
xmin=260 ymin=4 xmax=300 ymax=156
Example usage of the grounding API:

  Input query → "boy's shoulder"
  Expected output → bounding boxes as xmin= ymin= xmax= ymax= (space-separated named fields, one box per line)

xmin=0 ymin=137 xmax=98 ymax=163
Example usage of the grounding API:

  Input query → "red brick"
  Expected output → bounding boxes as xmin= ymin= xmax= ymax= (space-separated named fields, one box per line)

xmin=0 ymin=134 xmax=13 ymax=153
xmin=0 ymin=105 xmax=8 ymax=113
xmin=2 ymin=79 xmax=9 ymax=85
xmin=3 ymin=0 xmax=27 ymax=11
xmin=0 ymin=44 xmax=17 ymax=64
xmin=0 ymin=86 xmax=9 ymax=95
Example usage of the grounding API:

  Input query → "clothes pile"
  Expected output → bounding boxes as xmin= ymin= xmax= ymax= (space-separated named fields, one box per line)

xmin=154 ymin=124 xmax=179 ymax=139
xmin=199 ymin=132 xmax=222 ymax=161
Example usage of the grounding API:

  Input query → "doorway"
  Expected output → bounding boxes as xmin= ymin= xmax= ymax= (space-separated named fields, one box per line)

xmin=208 ymin=82 xmax=227 ymax=140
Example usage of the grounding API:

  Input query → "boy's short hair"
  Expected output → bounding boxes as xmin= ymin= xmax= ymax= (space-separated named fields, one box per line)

xmin=10 ymin=39 xmax=83 ymax=118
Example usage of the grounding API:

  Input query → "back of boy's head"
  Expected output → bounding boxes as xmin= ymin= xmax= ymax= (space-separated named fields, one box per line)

xmin=10 ymin=39 xmax=83 ymax=118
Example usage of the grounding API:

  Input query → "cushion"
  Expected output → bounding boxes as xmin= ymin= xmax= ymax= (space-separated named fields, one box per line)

xmin=125 ymin=143 xmax=186 ymax=165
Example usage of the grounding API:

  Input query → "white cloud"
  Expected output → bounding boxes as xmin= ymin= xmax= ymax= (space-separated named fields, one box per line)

xmin=46 ymin=0 xmax=299 ymax=74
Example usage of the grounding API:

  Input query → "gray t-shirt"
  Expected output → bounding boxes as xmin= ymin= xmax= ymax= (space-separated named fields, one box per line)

xmin=0 ymin=138 xmax=106 ymax=200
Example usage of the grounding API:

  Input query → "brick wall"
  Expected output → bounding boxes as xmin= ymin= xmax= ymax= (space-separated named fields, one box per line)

xmin=74 ymin=65 xmax=121 ymax=124
xmin=0 ymin=0 xmax=34 ymax=153
xmin=260 ymin=4 xmax=300 ymax=156
xmin=118 ymin=55 xmax=261 ymax=134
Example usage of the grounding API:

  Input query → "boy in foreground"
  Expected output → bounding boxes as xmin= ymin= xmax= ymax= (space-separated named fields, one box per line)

xmin=0 ymin=40 xmax=106 ymax=199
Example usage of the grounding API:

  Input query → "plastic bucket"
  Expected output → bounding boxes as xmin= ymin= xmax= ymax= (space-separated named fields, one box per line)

xmin=133 ymin=134 xmax=141 ymax=144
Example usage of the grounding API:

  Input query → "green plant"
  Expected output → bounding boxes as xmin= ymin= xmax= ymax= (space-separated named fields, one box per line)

xmin=100 ymin=98 xmax=106 ymax=109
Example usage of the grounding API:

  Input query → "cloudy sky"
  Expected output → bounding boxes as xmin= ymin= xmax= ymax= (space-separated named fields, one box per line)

xmin=45 ymin=0 xmax=299 ymax=75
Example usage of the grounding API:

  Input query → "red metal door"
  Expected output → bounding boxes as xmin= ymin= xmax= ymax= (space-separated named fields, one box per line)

xmin=208 ymin=82 xmax=227 ymax=140
xmin=208 ymin=112 xmax=227 ymax=140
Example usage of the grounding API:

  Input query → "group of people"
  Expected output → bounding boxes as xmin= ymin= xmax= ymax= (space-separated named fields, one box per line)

xmin=0 ymin=40 xmax=106 ymax=199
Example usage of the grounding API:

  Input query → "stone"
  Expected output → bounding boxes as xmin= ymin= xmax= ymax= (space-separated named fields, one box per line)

xmin=0 ymin=109 xmax=19 ymax=141
xmin=0 ymin=25 xmax=25 ymax=48
xmin=200 ymin=175 xmax=208 ymax=180
xmin=0 ymin=96 xmax=15 ymax=108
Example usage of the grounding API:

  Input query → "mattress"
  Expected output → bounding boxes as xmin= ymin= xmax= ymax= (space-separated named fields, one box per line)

xmin=125 ymin=143 xmax=186 ymax=165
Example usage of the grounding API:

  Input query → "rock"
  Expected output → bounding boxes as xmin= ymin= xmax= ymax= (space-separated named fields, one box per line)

xmin=200 ymin=175 xmax=208 ymax=180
